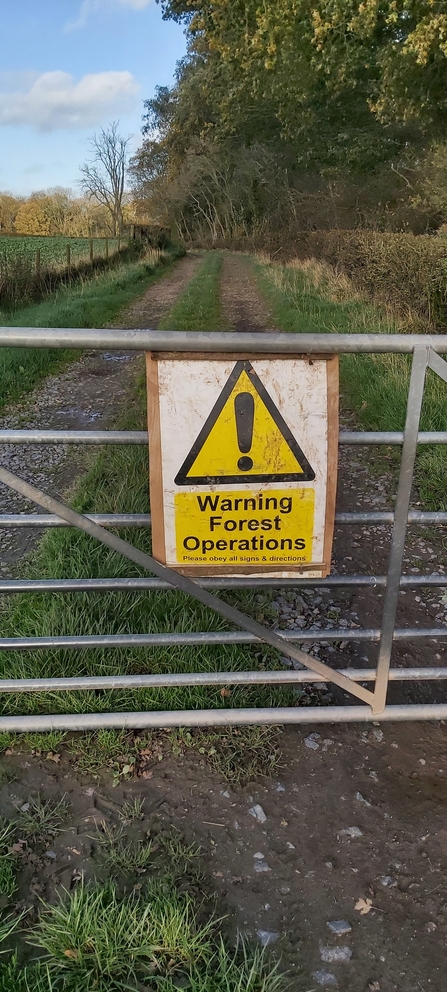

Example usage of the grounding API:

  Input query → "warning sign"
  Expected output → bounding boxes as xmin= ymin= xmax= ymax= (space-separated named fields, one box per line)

xmin=147 ymin=354 xmax=338 ymax=579
xmin=175 ymin=361 xmax=315 ymax=485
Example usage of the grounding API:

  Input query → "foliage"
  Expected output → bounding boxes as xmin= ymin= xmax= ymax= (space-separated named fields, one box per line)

xmin=290 ymin=228 xmax=447 ymax=326
xmin=127 ymin=2 xmax=447 ymax=239
xmin=10 ymin=189 xmax=111 ymax=238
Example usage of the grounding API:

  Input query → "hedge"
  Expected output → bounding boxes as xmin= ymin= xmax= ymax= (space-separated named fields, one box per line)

xmin=291 ymin=229 xmax=447 ymax=328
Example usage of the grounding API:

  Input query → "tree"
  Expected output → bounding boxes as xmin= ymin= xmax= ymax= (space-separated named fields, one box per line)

xmin=79 ymin=122 xmax=131 ymax=236
xmin=0 ymin=193 xmax=22 ymax=233
xmin=14 ymin=196 xmax=53 ymax=236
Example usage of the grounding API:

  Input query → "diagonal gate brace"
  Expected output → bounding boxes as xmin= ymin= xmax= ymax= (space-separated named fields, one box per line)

xmin=0 ymin=465 xmax=374 ymax=707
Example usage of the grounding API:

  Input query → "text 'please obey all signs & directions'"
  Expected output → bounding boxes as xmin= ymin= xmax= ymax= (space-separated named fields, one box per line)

xmin=147 ymin=354 xmax=338 ymax=578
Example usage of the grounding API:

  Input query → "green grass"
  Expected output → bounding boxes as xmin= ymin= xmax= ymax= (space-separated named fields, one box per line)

xmin=0 ymin=248 xmax=183 ymax=412
xmin=0 ymin=236 xmax=120 ymax=269
xmin=0 ymin=825 xmax=17 ymax=900
xmin=0 ymin=251 xmax=293 ymax=732
xmin=0 ymin=883 xmax=285 ymax=992
xmin=255 ymin=256 xmax=447 ymax=510
xmin=159 ymin=251 xmax=225 ymax=331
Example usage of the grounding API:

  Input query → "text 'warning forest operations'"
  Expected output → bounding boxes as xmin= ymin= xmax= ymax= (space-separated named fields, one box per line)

xmin=147 ymin=354 xmax=338 ymax=577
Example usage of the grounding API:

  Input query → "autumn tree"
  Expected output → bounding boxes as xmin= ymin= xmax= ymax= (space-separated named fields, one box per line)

xmin=0 ymin=193 xmax=22 ymax=233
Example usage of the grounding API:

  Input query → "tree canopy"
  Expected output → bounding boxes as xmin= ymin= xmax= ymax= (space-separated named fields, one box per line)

xmin=129 ymin=1 xmax=447 ymax=239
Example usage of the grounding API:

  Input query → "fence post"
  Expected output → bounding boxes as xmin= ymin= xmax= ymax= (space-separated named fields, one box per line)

xmin=35 ymin=249 xmax=41 ymax=275
xmin=117 ymin=236 xmax=121 ymax=253
xmin=66 ymin=244 xmax=71 ymax=272
xmin=105 ymin=237 xmax=109 ymax=260
xmin=89 ymin=238 xmax=94 ymax=264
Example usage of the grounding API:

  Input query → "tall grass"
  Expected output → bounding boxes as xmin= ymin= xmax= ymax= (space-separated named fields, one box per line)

xmin=255 ymin=255 xmax=447 ymax=509
xmin=289 ymin=229 xmax=447 ymax=328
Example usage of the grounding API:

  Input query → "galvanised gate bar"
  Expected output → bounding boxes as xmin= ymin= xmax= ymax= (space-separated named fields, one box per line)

xmin=0 ymin=327 xmax=447 ymax=731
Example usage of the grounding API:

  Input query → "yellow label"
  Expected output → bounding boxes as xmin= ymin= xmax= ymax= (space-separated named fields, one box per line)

xmin=174 ymin=488 xmax=315 ymax=568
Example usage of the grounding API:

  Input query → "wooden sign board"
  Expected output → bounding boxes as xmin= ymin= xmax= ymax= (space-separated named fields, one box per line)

xmin=147 ymin=354 xmax=338 ymax=578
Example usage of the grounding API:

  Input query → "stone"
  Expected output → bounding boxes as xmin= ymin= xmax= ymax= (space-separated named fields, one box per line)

xmin=338 ymin=826 xmax=363 ymax=839
xmin=304 ymin=736 xmax=320 ymax=750
xmin=312 ymin=970 xmax=338 ymax=987
xmin=320 ymin=946 xmax=352 ymax=963
xmin=256 ymin=930 xmax=280 ymax=947
xmin=254 ymin=860 xmax=271 ymax=873
xmin=249 ymin=804 xmax=267 ymax=823
xmin=326 ymin=920 xmax=352 ymax=937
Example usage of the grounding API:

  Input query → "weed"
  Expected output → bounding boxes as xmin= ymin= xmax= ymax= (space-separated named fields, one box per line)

xmin=32 ymin=882 xmax=215 ymax=987
xmin=21 ymin=733 xmax=66 ymax=755
xmin=0 ymin=824 xmax=17 ymax=899
xmin=178 ymin=726 xmax=282 ymax=785
xmin=0 ymin=767 xmax=15 ymax=788
xmin=158 ymin=828 xmax=202 ymax=871
xmin=118 ymin=797 xmax=145 ymax=823
xmin=97 ymin=824 xmax=154 ymax=875
xmin=68 ymin=731 xmax=133 ymax=777
xmin=15 ymin=795 xmax=70 ymax=840
xmin=0 ymin=958 xmax=56 ymax=992
xmin=156 ymin=937 xmax=287 ymax=992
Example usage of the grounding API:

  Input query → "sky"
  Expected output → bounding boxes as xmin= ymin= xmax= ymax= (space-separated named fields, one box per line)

xmin=0 ymin=0 xmax=187 ymax=196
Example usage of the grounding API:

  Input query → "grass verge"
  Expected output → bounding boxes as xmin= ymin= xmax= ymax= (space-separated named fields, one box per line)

xmin=0 ymin=249 xmax=291 ymax=768
xmin=0 ymin=246 xmax=184 ymax=412
xmin=254 ymin=255 xmax=447 ymax=510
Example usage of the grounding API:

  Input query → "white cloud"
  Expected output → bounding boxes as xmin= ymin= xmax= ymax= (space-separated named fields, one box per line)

xmin=0 ymin=71 xmax=140 ymax=132
xmin=67 ymin=0 xmax=152 ymax=31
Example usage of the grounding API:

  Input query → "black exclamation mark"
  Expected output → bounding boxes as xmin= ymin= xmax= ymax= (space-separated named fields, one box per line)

xmin=234 ymin=392 xmax=254 ymax=471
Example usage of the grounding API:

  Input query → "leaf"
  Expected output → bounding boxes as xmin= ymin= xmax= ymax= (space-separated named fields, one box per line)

xmin=63 ymin=949 xmax=79 ymax=960
xmin=355 ymin=897 xmax=373 ymax=915
xmin=46 ymin=751 xmax=61 ymax=763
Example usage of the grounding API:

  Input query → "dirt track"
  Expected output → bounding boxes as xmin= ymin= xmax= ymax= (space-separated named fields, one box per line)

xmin=0 ymin=253 xmax=202 ymax=575
xmin=1 ymin=251 xmax=447 ymax=990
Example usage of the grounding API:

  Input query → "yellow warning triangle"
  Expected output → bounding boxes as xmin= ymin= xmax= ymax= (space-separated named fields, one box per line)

xmin=175 ymin=361 xmax=315 ymax=485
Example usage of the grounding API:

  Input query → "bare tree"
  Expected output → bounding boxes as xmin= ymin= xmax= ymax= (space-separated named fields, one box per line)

xmin=80 ymin=122 xmax=131 ymax=236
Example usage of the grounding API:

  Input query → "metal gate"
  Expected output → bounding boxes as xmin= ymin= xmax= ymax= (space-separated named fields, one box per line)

xmin=1 ymin=327 xmax=447 ymax=731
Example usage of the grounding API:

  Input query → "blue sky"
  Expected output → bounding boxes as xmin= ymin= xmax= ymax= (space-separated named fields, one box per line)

xmin=0 ymin=0 xmax=187 ymax=195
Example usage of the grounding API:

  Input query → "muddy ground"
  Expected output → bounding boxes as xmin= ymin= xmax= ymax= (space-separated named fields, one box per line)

xmin=1 ymin=251 xmax=447 ymax=990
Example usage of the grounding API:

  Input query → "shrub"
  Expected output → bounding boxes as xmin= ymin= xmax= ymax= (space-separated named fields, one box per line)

xmin=291 ymin=229 xmax=447 ymax=327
